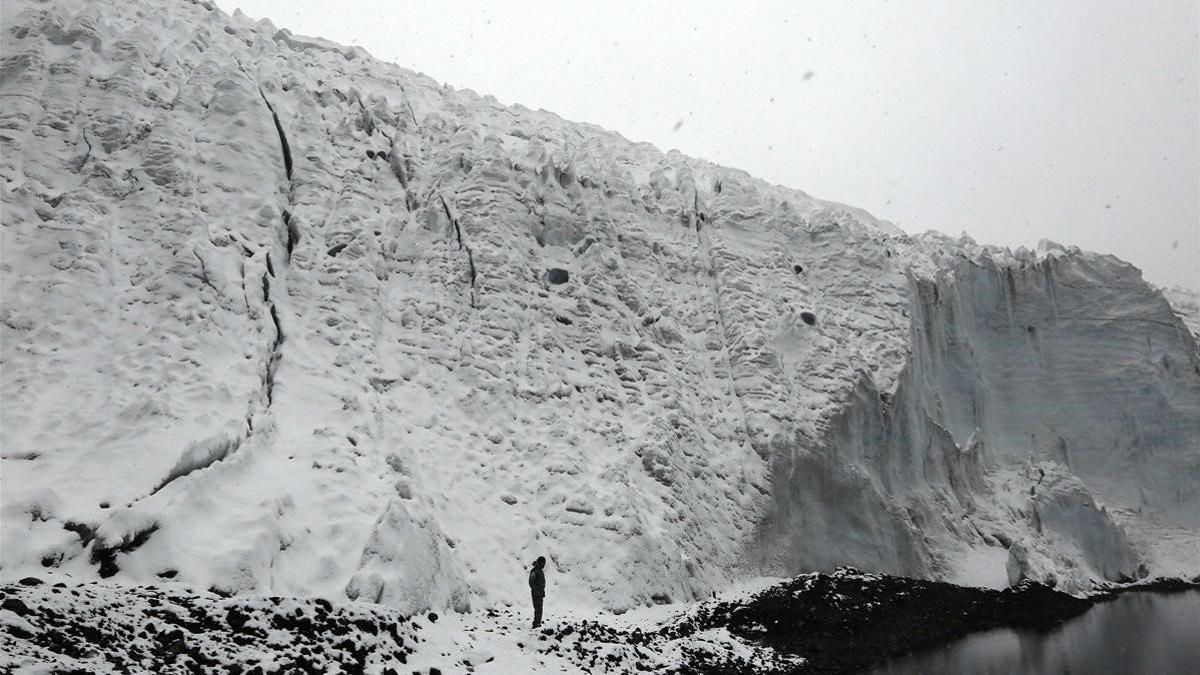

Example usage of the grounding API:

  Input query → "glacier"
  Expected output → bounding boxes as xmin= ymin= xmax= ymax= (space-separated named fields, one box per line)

xmin=2 ymin=0 xmax=1198 ymax=624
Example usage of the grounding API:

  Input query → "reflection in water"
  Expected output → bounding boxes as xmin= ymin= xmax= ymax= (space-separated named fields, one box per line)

xmin=869 ymin=590 xmax=1200 ymax=675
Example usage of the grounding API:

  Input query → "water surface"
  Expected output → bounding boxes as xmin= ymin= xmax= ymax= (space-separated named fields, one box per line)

xmin=869 ymin=590 xmax=1200 ymax=675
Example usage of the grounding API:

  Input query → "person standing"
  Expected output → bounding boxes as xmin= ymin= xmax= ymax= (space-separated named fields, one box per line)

xmin=528 ymin=556 xmax=547 ymax=627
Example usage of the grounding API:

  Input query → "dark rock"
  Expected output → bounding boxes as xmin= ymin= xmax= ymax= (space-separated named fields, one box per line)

xmin=2 ymin=598 xmax=31 ymax=615
xmin=226 ymin=607 xmax=251 ymax=632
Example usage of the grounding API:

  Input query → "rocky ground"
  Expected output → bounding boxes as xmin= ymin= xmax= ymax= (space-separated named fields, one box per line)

xmin=0 ymin=576 xmax=423 ymax=674
xmin=9 ymin=568 xmax=1185 ymax=674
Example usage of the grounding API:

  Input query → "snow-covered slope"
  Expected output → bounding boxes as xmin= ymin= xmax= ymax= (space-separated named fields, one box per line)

xmin=2 ymin=0 xmax=1197 ymax=614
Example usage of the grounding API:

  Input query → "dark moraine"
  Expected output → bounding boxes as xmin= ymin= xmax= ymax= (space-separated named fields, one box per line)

xmin=671 ymin=568 xmax=1098 ymax=674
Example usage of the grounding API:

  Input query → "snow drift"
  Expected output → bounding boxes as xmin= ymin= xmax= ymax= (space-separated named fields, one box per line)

xmin=2 ymin=0 xmax=1197 ymax=612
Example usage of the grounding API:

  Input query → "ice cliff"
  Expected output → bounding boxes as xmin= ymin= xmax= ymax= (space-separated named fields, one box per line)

xmin=2 ymin=0 xmax=1197 ymax=612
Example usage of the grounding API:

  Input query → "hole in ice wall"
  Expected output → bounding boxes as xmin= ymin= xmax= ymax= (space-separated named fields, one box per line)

xmin=793 ymin=264 xmax=804 ymax=274
xmin=556 ymin=315 xmax=573 ymax=325
xmin=327 ymin=243 xmax=347 ymax=257
xmin=366 ymin=150 xmax=376 ymax=159
xmin=546 ymin=268 xmax=570 ymax=285
xmin=800 ymin=311 xmax=817 ymax=326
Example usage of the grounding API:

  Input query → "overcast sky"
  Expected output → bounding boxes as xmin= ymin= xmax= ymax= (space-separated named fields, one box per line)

xmin=218 ymin=0 xmax=1199 ymax=290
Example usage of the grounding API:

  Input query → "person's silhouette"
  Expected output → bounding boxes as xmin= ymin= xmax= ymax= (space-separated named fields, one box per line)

xmin=528 ymin=556 xmax=546 ymax=627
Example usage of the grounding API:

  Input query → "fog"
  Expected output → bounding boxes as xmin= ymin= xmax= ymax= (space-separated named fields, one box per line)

xmin=217 ymin=0 xmax=1199 ymax=290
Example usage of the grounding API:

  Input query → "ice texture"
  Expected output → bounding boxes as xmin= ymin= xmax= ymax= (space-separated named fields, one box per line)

xmin=1 ymin=0 xmax=1197 ymax=612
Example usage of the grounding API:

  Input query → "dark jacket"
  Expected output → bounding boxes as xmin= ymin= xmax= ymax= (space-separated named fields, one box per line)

xmin=529 ymin=564 xmax=546 ymax=597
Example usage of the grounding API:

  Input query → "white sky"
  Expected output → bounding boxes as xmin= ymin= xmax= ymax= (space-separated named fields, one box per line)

xmin=217 ymin=0 xmax=1199 ymax=290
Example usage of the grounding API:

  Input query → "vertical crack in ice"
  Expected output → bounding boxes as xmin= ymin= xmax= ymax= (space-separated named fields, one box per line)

xmin=265 ymin=298 xmax=285 ymax=405
xmin=439 ymin=192 xmax=477 ymax=307
xmin=252 ymin=81 xmax=291 ymax=412
xmin=143 ymin=76 xmax=297 ymax=503
xmin=75 ymin=126 xmax=93 ymax=172
xmin=250 ymin=79 xmax=292 ymax=419
xmin=256 ymin=87 xmax=292 ymax=181
xmin=241 ymin=64 xmax=299 ymax=263
xmin=694 ymin=208 xmax=755 ymax=454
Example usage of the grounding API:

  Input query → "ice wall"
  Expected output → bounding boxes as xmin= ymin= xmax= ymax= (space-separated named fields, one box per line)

xmin=756 ymin=248 xmax=1199 ymax=590
xmin=913 ymin=253 xmax=1200 ymax=524
xmin=2 ymin=0 xmax=1196 ymax=611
